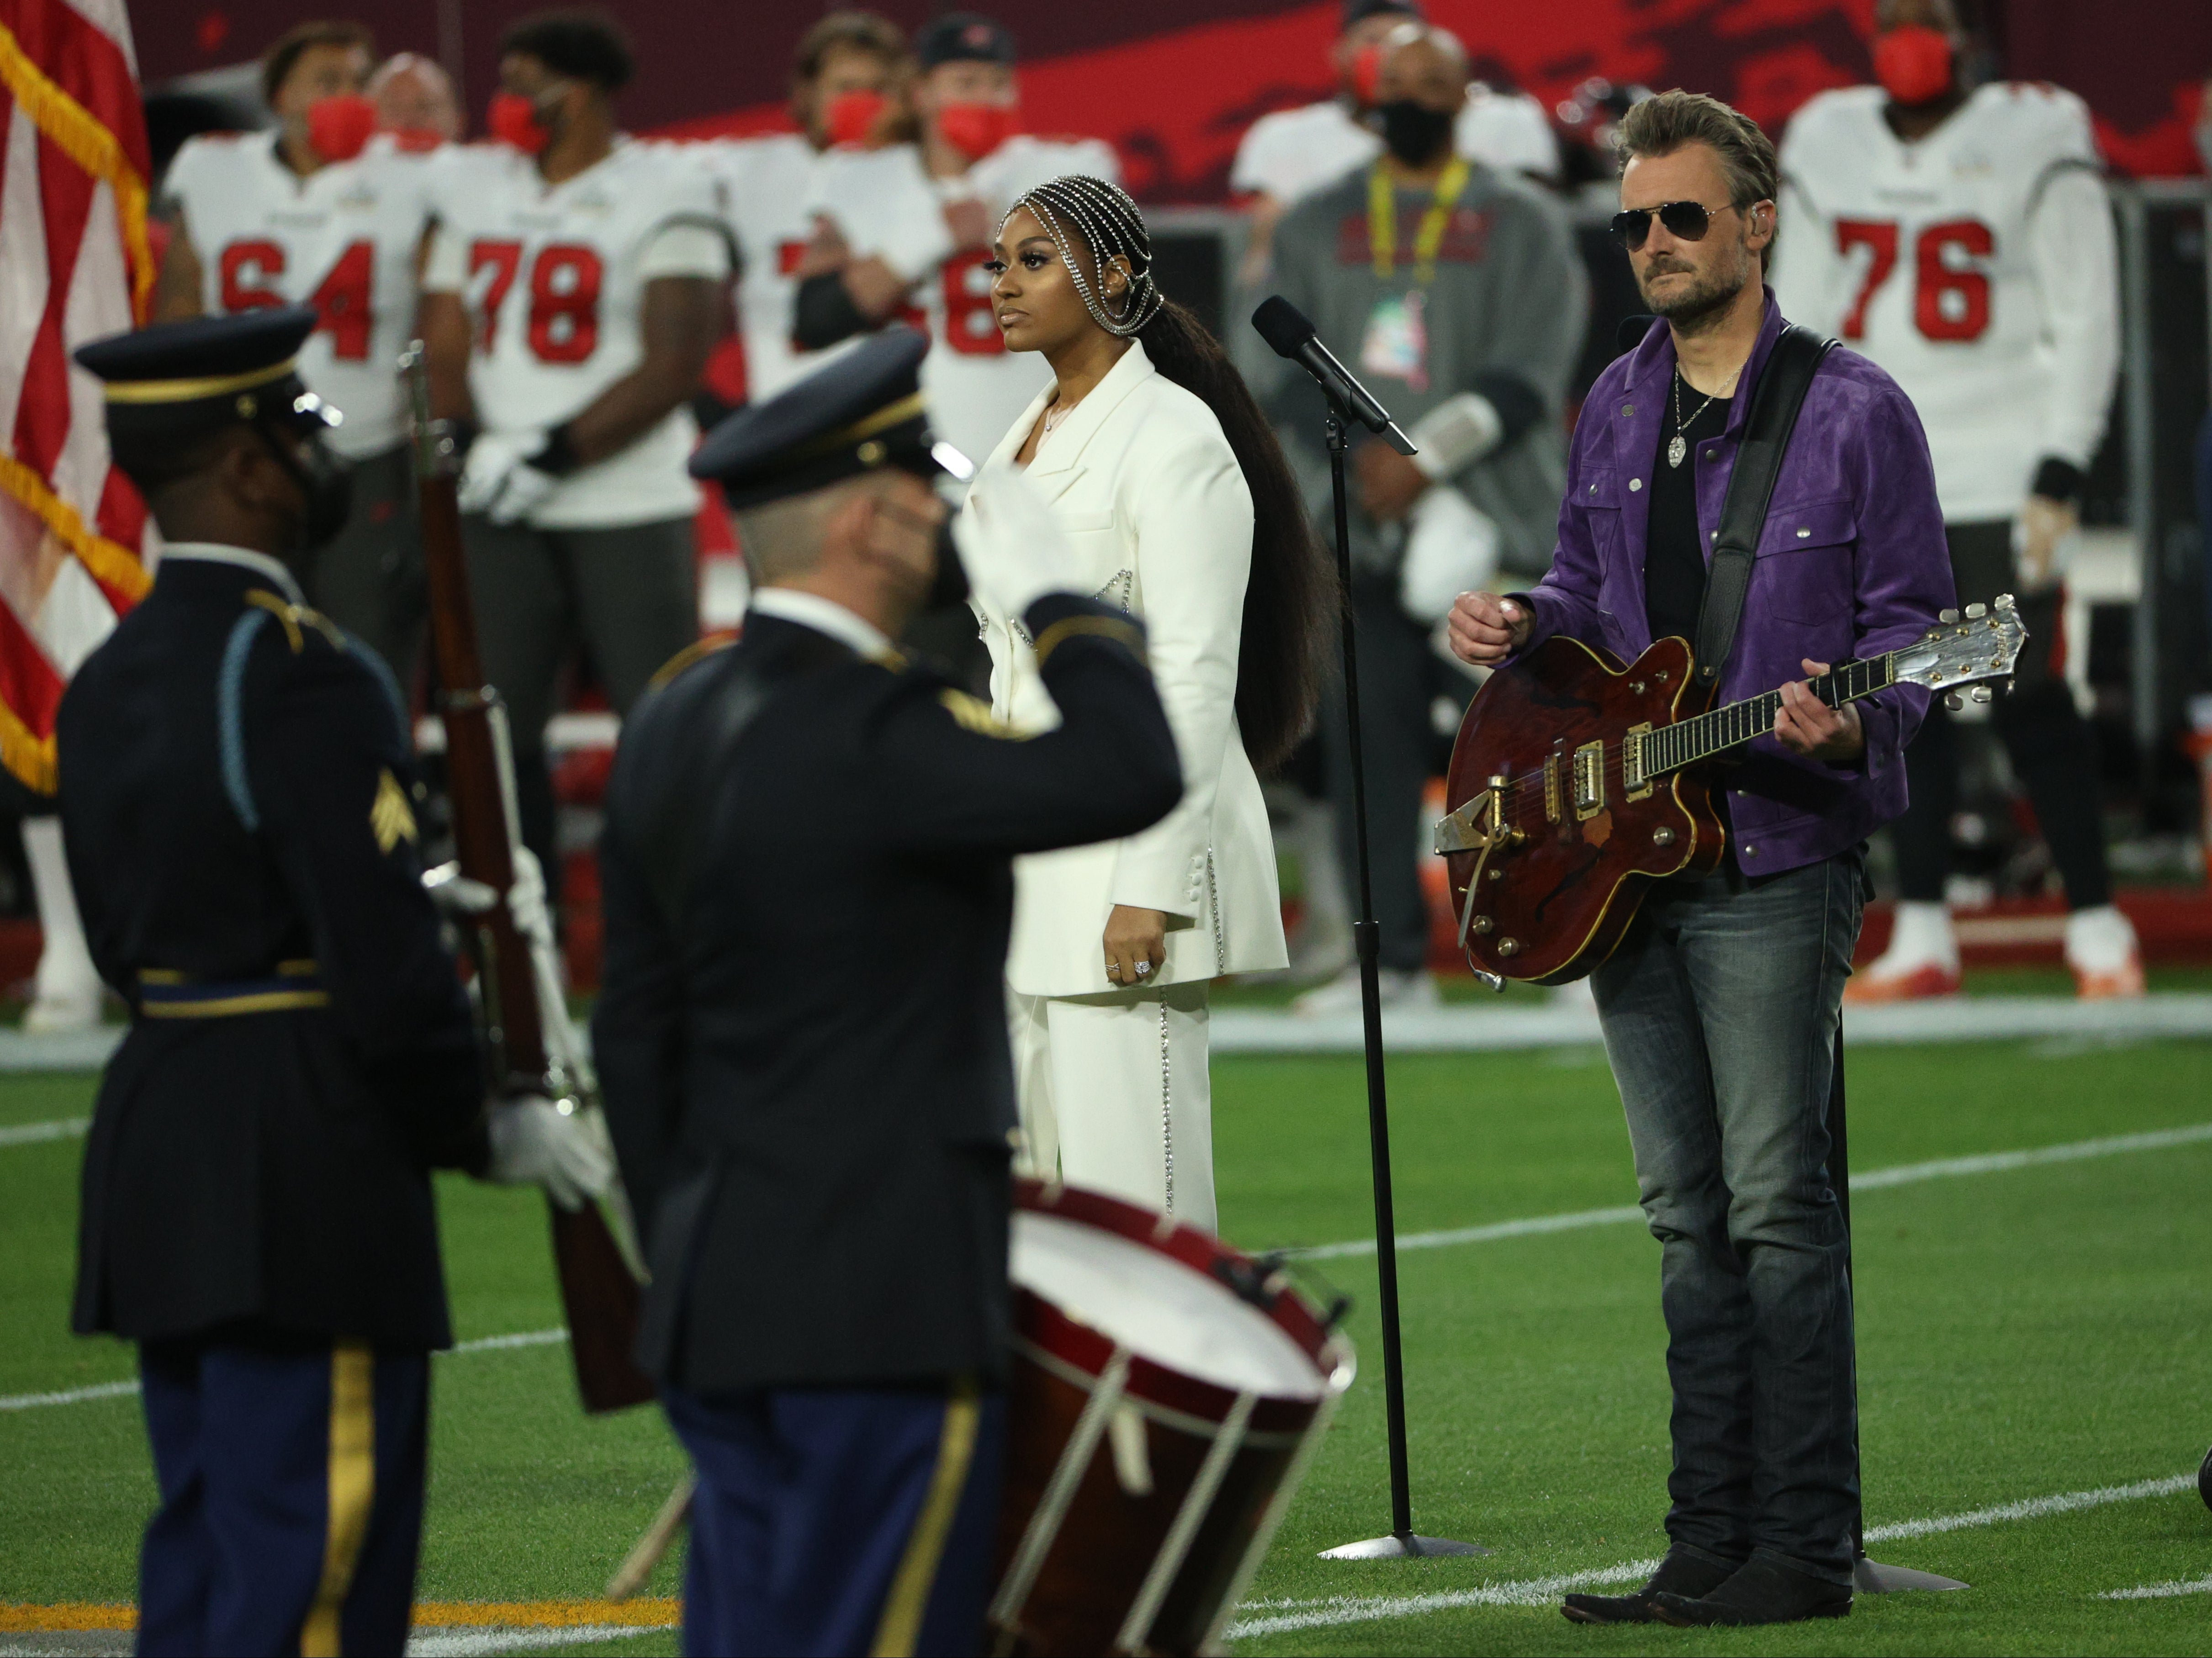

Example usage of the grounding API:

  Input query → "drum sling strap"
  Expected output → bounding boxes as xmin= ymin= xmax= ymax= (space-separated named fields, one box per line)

xmin=1689 ymin=322 xmax=1837 ymax=689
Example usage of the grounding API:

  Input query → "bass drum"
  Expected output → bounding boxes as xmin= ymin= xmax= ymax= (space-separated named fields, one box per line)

xmin=990 ymin=1180 xmax=1354 ymax=1656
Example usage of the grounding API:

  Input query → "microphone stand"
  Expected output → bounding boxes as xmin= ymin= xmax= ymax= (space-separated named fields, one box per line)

xmin=1312 ymin=391 xmax=1482 ymax=1562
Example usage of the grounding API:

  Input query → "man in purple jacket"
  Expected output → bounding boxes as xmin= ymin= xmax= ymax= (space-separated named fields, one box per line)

xmin=1450 ymin=91 xmax=1953 ymax=1627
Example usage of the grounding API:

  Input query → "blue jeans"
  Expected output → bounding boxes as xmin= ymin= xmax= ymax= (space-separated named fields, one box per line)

xmin=1591 ymin=850 xmax=1864 ymax=1584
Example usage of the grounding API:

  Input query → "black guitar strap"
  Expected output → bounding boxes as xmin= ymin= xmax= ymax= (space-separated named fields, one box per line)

xmin=1690 ymin=323 xmax=1837 ymax=688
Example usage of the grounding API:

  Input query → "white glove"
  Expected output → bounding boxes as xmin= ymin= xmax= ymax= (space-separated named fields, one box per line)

xmin=1399 ymin=485 xmax=1500 ymax=625
xmin=506 ymin=844 xmax=554 ymax=956
xmin=487 ymin=1094 xmax=612 ymax=1211
xmin=957 ymin=464 xmax=1080 ymax=623
xmin=459 ymin=429 xmax=561 ymax=524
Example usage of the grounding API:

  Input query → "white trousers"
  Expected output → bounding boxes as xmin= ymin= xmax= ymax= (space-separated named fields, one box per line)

xmin=1008 ymin=981 xmax=1215 ymax=1233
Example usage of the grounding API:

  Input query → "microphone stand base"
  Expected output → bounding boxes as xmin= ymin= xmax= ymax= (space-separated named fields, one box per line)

xmin=1854 ymin=1555 xmax=1968 ymax=1593
xmin=1320 ymin=1531 xmax=1490 ymax=1560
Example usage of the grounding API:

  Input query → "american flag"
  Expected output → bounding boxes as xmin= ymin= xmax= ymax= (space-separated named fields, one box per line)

xmin=0 ymin=0 xmax=153 ymax=795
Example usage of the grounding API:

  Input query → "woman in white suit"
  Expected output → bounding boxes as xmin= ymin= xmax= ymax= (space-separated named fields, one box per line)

xmin=964 ymin=175 xmax=1328 ymax=1230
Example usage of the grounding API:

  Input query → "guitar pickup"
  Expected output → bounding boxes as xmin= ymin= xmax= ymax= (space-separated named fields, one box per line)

xmin=1623 ymin=724 xmax=1655 ymax=800
xmin=1573 ymin=741 xmax=1605 ymax=820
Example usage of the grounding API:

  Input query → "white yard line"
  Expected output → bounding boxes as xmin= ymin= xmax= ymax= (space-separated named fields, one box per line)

xmin=1287 ymin=1122 xmax=2212 ymax=1262
xmin=1226 ymin=1472 xmax=2200 ymax=1638
xmin=0 ymin=1331 xmax=569 ymax=1413
xmin=406 ymin=1627 xmax=652 ymax=1658
xmin=0 ymin=1117 xmax=87 ymax=1147
xmin=2102 ymin=1573 xmax=2212 ymax=1600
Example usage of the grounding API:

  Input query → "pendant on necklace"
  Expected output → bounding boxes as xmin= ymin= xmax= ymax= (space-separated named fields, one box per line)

xmin=1666 ymin=433 xmax=1688 ymax=469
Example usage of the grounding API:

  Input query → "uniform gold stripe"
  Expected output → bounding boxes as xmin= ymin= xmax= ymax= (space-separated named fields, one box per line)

xmin=139 ymin=990 xmax=330 ymax=1018
xmin=302 ymin=1341 xmax=375 ymax=1658
xmin=788 ymin=392 xmax=928 ymax=463
xmin=1032 ymin=614 xmax=1143 ymax=669
xmin=100 ymin=358 xmax=297 ymax=404
xmin=870 ymin=1381 xmax=981 ymax=1658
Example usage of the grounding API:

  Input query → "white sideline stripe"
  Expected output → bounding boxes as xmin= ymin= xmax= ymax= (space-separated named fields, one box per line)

xmin=0 ymin=1330 xmax=568 ymax=1413
xmin=0 ymin=1116 xmax=87 ymax=1146
xmin=1227 ymin=1472 xmax=2200 ymax=1637
xmin=2103 ymin=1573 xmax=2212 ymax=1600
xmin=1211 ymin=993 xmax=2212 ymax=1054
xmin=1286 ymin=1122 xmax=2212 ymax=1261
xmin=407 ymin=1626 xmax=648 ymax=1657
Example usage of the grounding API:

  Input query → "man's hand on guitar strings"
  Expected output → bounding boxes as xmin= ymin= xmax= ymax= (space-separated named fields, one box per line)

xmin=1774 ymin=659 xmax=1865 ymax=763
xmin=1447 ymin=591 xmax=1532 ymax=666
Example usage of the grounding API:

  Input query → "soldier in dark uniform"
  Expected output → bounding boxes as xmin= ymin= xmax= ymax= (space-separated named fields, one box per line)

xmin=594 ymin=327 xmax=1183 ymax=1657
xmin=61 ymin=307 xmax=609 ymax=1658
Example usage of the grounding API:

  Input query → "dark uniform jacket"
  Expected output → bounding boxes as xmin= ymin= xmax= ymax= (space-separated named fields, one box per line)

xmin=58 ymin=550 xmax=485 ymax=1352
xmin=594 ymin=594 xmax=1181 ymax=1394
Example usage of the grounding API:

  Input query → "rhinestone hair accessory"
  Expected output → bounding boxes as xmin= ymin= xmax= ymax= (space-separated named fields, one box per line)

xmin=997 ymin=174 xmax=1165 ymax=338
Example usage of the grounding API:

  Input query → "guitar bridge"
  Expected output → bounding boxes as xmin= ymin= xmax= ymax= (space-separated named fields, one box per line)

xmin=1624 ymin=723 xmax=1655 ymax=800
xmin=1572 ymin=741 xmax=1605 ymax=820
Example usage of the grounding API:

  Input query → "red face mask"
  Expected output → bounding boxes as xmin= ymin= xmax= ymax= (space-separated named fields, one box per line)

xmin=306 ymin=94 xmax=378 ymax=163
xmin=823 ymin=90 xmax=887 ymax=148
xmin=384 ymin=127 xmax=446 ymax=153
xmin=934 ymin=101 xmax=1016 ymax=161
xmin=1873 ymin=25 xmax=1953 ymax=106
xmin=1348 ymin=42 xmax=1385 ymax=107
xmin=489 ymin=90 xmax=552 ymax=154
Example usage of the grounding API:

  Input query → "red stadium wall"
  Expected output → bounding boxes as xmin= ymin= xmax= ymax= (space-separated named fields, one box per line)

xmin=132 ymin=0 xmax=2210 ymax=198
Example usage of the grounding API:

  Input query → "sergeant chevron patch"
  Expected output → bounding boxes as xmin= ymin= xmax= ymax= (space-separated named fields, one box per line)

xmin=371 ymin=768 xmax=419 ymax=852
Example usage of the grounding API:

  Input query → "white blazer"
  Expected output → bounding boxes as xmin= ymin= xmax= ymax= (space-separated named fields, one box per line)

xmin=967 ymin=339 xmax=1288 ymax=998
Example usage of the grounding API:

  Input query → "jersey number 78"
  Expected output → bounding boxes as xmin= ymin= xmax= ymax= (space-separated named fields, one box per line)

xmin=468 ymin=240 xmax=605 ymax=363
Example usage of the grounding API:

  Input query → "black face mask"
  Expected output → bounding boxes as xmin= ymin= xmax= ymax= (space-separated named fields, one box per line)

xmin=1375 ymin=99 xmax=1456 ymax=168
xmin=259 ymin=425 xmax=355 ymax=554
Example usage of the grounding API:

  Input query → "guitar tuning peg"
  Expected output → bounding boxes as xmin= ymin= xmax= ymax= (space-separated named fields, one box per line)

xmin=1994 ymin=592 xmax=2015 ymax=610
xmin=1970 ymin=686 xmax=1992 ymax=703
xmin=1939 ymin=608 xmax=1961 ymax=624
xmin=2003 ymin=677 xmax=2014 ymax=693
xmin=1944 ymin=692 xmax=1964 ymax=711
xmin=1965 ymin=602 xmax=1987 ymax=619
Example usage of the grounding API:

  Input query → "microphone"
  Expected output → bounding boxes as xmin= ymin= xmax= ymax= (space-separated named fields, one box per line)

xmin=1251 ymin=296 xmax=1418 ymax=456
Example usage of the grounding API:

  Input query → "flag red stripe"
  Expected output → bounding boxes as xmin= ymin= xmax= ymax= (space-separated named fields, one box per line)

xmin=0 ymin=0 xmax=149 ymax=176
xmin=10 ymin=128 xmax=96 ymax=477
xmin=0 ymin=591 xmax=66 ymax=738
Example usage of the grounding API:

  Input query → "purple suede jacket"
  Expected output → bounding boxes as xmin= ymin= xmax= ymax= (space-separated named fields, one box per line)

xmin=1516 ymin=292 xmax=1956 ymax=877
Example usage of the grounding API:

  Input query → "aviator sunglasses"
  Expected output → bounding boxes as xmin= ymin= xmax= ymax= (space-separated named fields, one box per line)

xmin=1608 ymin=200 xmax=1741 ymax=250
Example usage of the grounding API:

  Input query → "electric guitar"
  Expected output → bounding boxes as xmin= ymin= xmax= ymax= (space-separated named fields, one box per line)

xmin=1434 ymin=597 xmax=2028 ymax=987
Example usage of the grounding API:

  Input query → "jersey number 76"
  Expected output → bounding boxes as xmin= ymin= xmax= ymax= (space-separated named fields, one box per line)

xmin=468 ymin=240 xmax=604 ymax=363
xmin=1834 ymin=218 xmax=1993 ymax=343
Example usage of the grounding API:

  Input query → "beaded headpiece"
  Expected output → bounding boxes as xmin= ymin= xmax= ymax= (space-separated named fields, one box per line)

xmin=997 ymin=174 xmax=1165 ymax=338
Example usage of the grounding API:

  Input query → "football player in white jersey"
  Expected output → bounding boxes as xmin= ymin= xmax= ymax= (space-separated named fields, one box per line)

xmin=419 ymin=11 xmax=725 ymax=902
xmin=153 ymin=20 xmax=436 ymax=682
xmin=794 ymin=12 xmax=1121 ymax=471
xmin=1230 ymin=0 xmax=1559 ymax=282
xmin=693 ymin=11 xmax=909 ymax=411
xmin=1774 ymin=0 xmax=2139 ymax=1000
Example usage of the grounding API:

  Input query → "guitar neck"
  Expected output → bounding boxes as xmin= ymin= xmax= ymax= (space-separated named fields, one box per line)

xmin=1645 ymin=652 xmax=1896 ymax=777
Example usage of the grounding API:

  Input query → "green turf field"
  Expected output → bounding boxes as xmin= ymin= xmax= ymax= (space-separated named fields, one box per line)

xmin=3 ymin=1036 xmax=2208 ymax=1655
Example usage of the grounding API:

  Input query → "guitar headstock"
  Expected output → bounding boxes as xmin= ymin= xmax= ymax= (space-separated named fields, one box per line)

xmin=1891 ymin=594 xmax=2027 ymax=700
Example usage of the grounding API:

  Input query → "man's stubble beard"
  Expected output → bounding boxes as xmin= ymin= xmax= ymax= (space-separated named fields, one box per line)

xmin=1639 ymin=236 xmax=1757 ymax=334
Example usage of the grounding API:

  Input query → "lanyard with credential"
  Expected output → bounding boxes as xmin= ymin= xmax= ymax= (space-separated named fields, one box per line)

xmin=1369 ymin=154 xmax=1471 ymax=287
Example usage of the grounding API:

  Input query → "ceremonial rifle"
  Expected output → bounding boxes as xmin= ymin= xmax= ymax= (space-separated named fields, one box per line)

xmin=401 ymin=342 xmax=656 ymax=1414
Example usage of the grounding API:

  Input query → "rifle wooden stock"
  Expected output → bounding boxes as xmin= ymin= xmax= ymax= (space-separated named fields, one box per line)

xmin=402 ymin=343 xmax=655 ymax=1415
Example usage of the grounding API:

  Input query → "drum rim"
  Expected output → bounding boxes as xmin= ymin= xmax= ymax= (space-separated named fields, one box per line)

xmin=1012 ymin=1178 xmax=1351 ymax=1393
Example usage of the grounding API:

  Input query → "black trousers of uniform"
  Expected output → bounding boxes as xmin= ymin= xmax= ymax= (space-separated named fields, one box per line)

xmin=461 ymin=512 xmax=698 ymax=903
xmin=136 ymin=1331 xmax=428 ymax=1657
xmin=1891 ymin=521 xmax=2111 ymax=909
xmin=1322 ymin=585 xmax=1466 ymax=974
xmin=306 ymin=444 xmax=425 ymax=693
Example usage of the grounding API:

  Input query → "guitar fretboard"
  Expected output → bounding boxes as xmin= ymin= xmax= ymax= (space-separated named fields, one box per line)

xmin=1642 ymin=653 xmax=1895 ymax=777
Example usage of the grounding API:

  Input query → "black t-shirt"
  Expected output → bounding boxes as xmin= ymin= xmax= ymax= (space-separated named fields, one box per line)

xmin=1645 ymin=372 xmax=1732 ymax=646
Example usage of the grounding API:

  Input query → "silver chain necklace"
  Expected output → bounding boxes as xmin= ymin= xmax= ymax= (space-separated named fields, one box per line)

xmin=1667 ymin=370 xmax=1721 ymax=470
